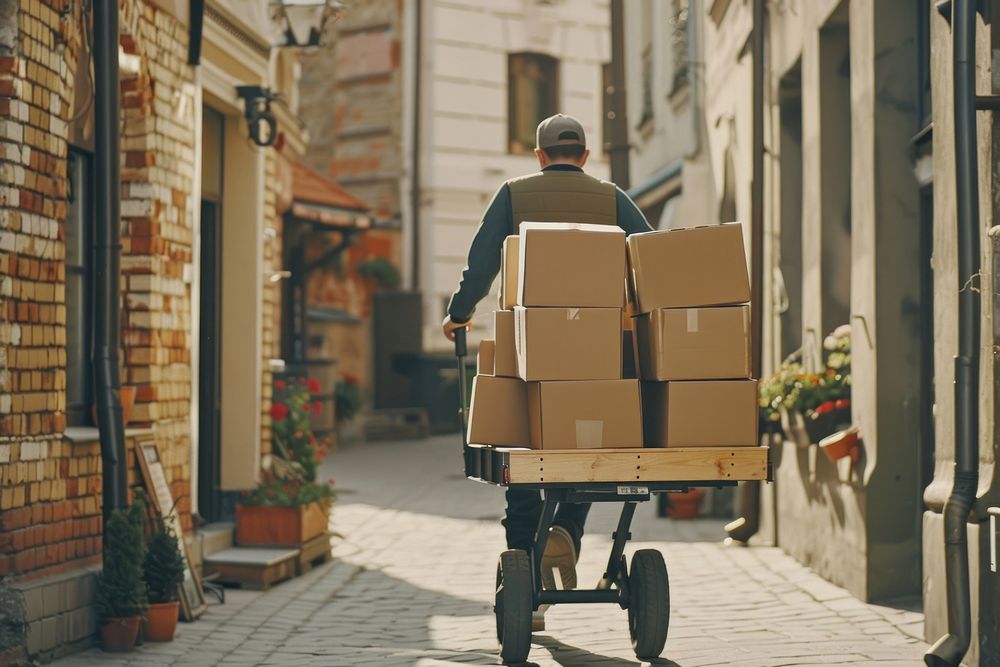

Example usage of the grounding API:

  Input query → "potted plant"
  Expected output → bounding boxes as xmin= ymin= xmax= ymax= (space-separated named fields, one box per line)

xmin=666 ymin=489 xmax=704 ymax=519
xmin=760 ymin=325 xmax=852 ymax=447
xmin=334 ymin=373 xmax=362 ymax=425
xmin=97 ymin=496 xmax=148 ymax=652
xmin=0 ymin=577 xmax=27 ymax=664
xmin=142 ymin=523 xmax=185 ymax=642
xmin=236 ymin=376 xmax=336 ymax=546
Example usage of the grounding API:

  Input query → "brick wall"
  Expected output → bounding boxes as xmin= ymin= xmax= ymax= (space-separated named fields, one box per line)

xmin=0 ymin=0 xmax=197 ymax=582
xmin=118 ymin=0 xmax=195 ymax=524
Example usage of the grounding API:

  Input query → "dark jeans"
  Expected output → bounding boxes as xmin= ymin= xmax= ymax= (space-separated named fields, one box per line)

xmin=502 ymin=487 xmax=590 ymax=555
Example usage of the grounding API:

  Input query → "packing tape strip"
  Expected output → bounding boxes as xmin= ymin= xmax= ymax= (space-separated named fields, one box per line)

xmin=567 ymin=308 xmax=580 ymax=320
xmin=686 ymin=308 xmax=699 ymax=333
xmin=575 ymin=419 xmax=604 ymax=448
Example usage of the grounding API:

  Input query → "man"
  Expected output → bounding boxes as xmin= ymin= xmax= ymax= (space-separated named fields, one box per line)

xmin=442 ymin=114 xmax=651 ymax=625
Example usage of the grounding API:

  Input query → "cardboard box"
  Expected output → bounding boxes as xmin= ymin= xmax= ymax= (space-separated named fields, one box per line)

xmin=517 ymin=222 xmax=626 ymax=308
xmin=634 ymin=305 xmax=751 ymax=381
xmin=499 ymin=235 xmax=520 ymax=310
xmin=626 ymin=223 xmax=751 ymax=313
xmin=494 ymin=310 xmax=518 ymax=377
xmin=467 ymin=376 xmax=529 ymax=447
xmin=641 ymin=380 xmax=759 ymax=447
xmin=623 ymin=329 xmax=637 ymax=379
xmin=528 ymin=380 xmax=643 ymax=449
xmin=478 ymin=339 xmax=495 ymax=375
xmin=514 ymin=306 xmax=621 ymax=381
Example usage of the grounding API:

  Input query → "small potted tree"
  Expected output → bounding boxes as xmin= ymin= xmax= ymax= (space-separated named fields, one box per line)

xmin=142 ymin=522 xmax=185 ymax=642
xmin=97 ymin=496 xmax=148 ymax=652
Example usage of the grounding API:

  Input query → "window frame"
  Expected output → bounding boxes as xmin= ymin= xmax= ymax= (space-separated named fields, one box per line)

xmin=507 ymin=52 xmax=560 ymax=155
xmin=65 ymin=148 xmax=94 ymax=427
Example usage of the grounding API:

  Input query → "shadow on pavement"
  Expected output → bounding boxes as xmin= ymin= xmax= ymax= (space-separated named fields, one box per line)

xmin=532 ymin=634 xmax=681 ymax=667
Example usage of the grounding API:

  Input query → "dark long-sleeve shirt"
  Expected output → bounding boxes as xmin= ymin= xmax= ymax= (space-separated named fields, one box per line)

xmin=447 ymin=164 xmax=653 ymax=324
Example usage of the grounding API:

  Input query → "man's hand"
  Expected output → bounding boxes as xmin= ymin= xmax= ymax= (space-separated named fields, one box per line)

xmin=442 ymin=315 xmax=471 ymax=342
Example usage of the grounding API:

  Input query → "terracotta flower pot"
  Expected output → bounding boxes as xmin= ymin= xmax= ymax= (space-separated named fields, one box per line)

xmin=819 ymin=427 xmax=860 ymax=463
xmin=100 ymin=616 xmax=142 ymax=652
xmin=144 ymin=601 xmax=180 ymax=642
xmin=91 ymin=385 xmax=137 ymax=426
xmin=666 ymin=489 xmax=704 ymax=520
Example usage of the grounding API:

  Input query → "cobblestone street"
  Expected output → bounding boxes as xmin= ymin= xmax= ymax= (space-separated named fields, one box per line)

xmin=58 ymin=435 xmax=927 ymax=666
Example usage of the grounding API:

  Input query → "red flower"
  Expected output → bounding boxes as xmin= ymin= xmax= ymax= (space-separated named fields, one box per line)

xmin=270 ymin=403 xmax=289 ymax=421
xmin=342 ymin=373 xmax=360 ymax=385
xmin=313 ymin=401 xmax=323 ymax=413
xmin=307 ymin=377 xmax=321 ymax=393
xmin=275 ymin=379 xmax=286 ymax=390
xmin=303 ymin=403 xmax=311 ymax=413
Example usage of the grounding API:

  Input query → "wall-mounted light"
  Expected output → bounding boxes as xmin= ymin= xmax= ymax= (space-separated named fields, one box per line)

xmin=272 ymin=0 xmax=345 ymax=49
xmin=235 ymin=85 xmax=277 ymax=147
xmin=267 ymin=270 xmax=293 ymax=283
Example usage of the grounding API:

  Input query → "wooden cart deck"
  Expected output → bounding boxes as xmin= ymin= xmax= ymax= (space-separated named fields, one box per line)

xmin=467 ymin=444 xmax=770 ymax=487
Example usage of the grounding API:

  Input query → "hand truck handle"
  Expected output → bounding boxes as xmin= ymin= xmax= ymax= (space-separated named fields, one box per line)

xmin=455 ymin=326 xmax=468 ymax=358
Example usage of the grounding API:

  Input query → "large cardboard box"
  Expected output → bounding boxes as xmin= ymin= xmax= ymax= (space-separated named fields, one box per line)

xmin=494 ymin=310 xmax=518 ymax=377
xmin=467 ymin=376 xmax=529 ymax=447
xmin=499 ymin=235 xmax=520 ymax=310
xmin=528 ymin=380 xmax=643 ymax=449
xmin=642 ymin=380 xmax=758 ymax=447
xmin=514 ymin=306 xmax=621 ymax=381
xmin=626 ymin=223 xmax=751 ymax=313
xmin=517 ymin=222 xmax=626 ymax=308
xmin=634 ymin=305 xmax=751 ymax=380
xmin=478 ymin=339 xmax=495 ymax=375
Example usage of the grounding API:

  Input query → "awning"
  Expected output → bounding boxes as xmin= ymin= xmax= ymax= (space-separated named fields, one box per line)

xmin=287 ymin=160 xmax=372 ymax=230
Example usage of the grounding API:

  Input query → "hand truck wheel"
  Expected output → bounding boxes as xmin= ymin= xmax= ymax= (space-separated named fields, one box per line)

xmin=495 ymin=549 xmax=532 ymax=664
xmin=627 ymin=548 xmax=670 ymax=659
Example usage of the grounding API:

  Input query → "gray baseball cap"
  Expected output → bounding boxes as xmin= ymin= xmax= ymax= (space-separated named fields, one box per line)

xmin=536 ymin=114 xmax=587 ymax=150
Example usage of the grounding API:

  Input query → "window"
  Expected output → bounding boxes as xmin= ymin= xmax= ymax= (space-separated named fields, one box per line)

xmin=65 ymin=149 xmax=93 ymax=426
xmin=508 ymin=53 xmax=559 ymax=154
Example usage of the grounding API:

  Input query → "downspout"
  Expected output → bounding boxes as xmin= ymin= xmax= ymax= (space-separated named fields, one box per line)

xmin=727 ymin=0 xmax=765 ymax=543
xmin=93 ymin=0 xmax=127 ymax=522
xmin=685 ymin=0 xmax=701 ymax=160
xmin=609 ymin=0 xmax=630 ymax=188
xmin=925 ymin=0 xmax=981 ymax=664
xmin=409 ymin=0 xmax=422 ymax=290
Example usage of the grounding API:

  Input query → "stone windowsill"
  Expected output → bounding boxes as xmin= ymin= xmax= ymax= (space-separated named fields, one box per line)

xmin=63 ymin=426 xmax=156 ymax=444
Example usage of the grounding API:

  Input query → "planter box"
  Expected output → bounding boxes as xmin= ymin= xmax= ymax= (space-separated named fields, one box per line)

xmin=235 ymin=502 xmax=329 ymax=547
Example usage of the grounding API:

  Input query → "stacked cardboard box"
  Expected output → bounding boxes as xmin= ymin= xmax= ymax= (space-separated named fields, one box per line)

xmin=468 ymin=223 xmax=643 ymax=450
xmin=627 ymin=223 xmax=759 ymax=447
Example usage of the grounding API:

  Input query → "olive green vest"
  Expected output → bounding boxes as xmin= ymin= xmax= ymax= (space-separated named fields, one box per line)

xmin=507 ymin=170 xmax=617 ymax=233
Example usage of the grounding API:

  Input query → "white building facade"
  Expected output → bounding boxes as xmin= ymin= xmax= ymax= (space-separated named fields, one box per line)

xmin=411 ymin=0 xmax=612 ymax=348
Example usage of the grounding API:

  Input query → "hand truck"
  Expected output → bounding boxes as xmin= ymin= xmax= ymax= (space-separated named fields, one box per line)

xmin=454 ymin=329 xmax=771 ymax=664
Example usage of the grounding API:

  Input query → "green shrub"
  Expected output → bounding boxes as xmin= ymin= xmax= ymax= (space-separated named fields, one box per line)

xmin=96 ymin=497 xmax=148 ymax=620
xmin=143 ymin=525 xmax=185 ymax=604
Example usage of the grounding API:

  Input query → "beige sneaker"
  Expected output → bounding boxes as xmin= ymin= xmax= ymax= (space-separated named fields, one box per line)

xmin=541 ymin=526 xmax=578 ymax=591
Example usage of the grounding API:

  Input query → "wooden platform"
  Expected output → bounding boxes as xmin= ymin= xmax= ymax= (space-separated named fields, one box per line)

xmin=204 ymin=547 xmax=298 ymax=591
xmin=296 ymin=532 xmax=333 ymax=575
xmin=471 ymin=446 xmax=770 ymax=486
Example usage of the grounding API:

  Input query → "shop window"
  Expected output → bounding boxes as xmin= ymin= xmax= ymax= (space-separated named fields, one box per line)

xmin=66 ymin=149 xmax=93 ymax=426
xmin=508 ymin=53 xmax=559 ymax=154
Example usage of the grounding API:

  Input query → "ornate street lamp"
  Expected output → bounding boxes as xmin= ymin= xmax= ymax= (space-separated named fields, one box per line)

xmin=272 ymin=0 xmax=345 ymax=48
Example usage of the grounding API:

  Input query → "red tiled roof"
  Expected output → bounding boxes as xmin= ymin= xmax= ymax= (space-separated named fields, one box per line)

xmin=291 ymin=160 xmax=369 ymax=212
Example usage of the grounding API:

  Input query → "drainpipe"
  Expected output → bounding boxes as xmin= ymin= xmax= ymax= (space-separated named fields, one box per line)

xmin=925 ymin=0 xmax=980 ymax=665
xmin=609 ymin=0 xmax=630 ymax=189
xmin=727 ymin=0 xmax=765 ymax=544
xmin=93 ymin=0 xmax=128 ymax=523
xmin=685 ymin=0 xmax=701 ymax=161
